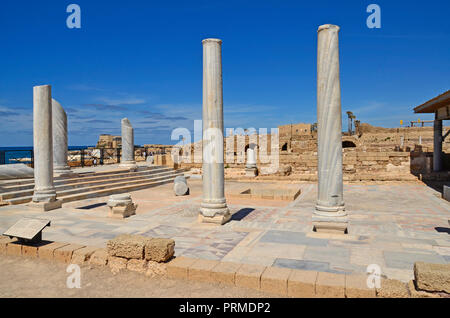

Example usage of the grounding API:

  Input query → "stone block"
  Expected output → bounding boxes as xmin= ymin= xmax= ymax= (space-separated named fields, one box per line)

xmin=345 ymin=274 xmax=376 ymax=298
xmin=71 ymin=246 xmax=99 ymax=265
xmin=108 ymin=256 xmax=128 ymax=274
xmin=316 ymin=272 xmax=345 ymax=298
xmin=414 ymin=261 xmax=450 ymax=293
xmin=54 ymin=244 xmax=86 ymax=263
xmin=188 ymin=259 xmax=220 ymax=283
xmin=0 ymin=236 xmax=17 ymax=255
xmin=107 ymin=234 xmax=150 ymax=259
xmin=261 ymin=267 xmax=292 ymax=296
xmin=167 ymin=257 xmax=197 ymax=280
xmin=407 ymin=280 xmax=440 ymax=298
xmin=287 ymin=269 xmax=317 ymax=298
xmin=235 ymin=264 xmax=266 ymax=290
xmin=38 ymin=242 xmax=70 ymax=260
xmin=89 ymin=248 xmax=109 ymax=266
xmin=146 ymin=261 xmax=167 ymax=277
xmin=376 ymin=279 xmax=409 ymax=298
xmin=210 ymin=261 xmax=241 ymax=285
xmin=144 ymin=238 xmax=175 ymax=262
xmin=5 ymin=239 xmax=22 ymax=256
xmin=127 ymin=259 xmax=148 ymax=273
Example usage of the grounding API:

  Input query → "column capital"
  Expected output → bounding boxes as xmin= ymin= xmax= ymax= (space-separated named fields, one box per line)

xmin=318 ymin=24 xmax=340 ymax=32
xmin=202 ymin=38 xmax=222 ymax=45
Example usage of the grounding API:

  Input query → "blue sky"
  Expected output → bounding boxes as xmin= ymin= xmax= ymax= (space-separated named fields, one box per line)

xmin=0 ymin=0 xmax=449 ymax=146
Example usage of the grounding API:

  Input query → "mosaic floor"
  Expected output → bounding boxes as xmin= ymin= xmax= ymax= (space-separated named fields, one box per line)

xmin=0 ymin=178 xmax=449 ymax=282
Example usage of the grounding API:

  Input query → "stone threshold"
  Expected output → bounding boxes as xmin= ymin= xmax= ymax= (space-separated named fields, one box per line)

xmin=1 ymin=235 xmax=446 ymax=298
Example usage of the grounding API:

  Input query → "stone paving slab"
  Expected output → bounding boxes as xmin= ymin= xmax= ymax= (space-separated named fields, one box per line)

xmin=0 ymin=181 xmax=449 ymax=282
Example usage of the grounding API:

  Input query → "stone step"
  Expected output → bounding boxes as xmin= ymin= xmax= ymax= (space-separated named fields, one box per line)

xmin=0 ymin=169 xmax=179 ymax=200
xmin=0 ymin=166 xmax=175 ymax=193
xmin=4 ymin=172 xmax=187 ymax=205
xmin=0 ymin=165 xmax=158 ymax=188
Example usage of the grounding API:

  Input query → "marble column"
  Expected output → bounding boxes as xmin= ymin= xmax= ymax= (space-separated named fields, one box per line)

xmin=199 ymin=38 xmax=230 ymax=225
xmin=313 ymin=24 xmax=347 ymax=234
xmin=31 ymin=85 xmax=62 ymax=211
xmin=433 ymin=117 xmax=442 ymax=172
xmin=245 ymin=143 xmax=258 ymax=177
xmin=119 ymin=118 xmax=137 ymax=170
xmin=52 ymin=99 xmax=74 ymax=177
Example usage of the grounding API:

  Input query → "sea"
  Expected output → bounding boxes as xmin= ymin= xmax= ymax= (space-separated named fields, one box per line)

xmin=0 ymin=146 xmax=93 ymax=164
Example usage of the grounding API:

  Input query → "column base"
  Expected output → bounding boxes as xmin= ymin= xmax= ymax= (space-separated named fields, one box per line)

xmin=119 ymin=161 xmax=138 ymax=171
xmin=312 ymin=208 xmax=348 ymax=234
xmin=27 ymin=199 xmax=62 ymax=212
xmin=198 ymin=211 xmax=231 ymax=225
xmin=245 ymin=167 xmax=258 ymax=177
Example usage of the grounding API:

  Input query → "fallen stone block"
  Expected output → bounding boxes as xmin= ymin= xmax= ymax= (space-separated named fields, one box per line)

xmin=107 ymin=234 xmax=150 ymax=259
xmin=127 ymin=259 xmax=148 ymax=273
xmin=89 ymin=248 xmax=109 ymax=266
xmin=173 ymin=175 xmax=189 ymax=196
xmin=376 ymin=279 xmax=409 ymax=298
xmin=316 ymin=272 xmax=345 ymax=298
xmin=414 ymin=261 xmax=450 ymax=293
xmin=261 ymin=267 xmax=292 ymax=296
xmin=108 ymin=256 xmax=128 ymax=274
xmin=167 ymin=257 xmax=197 ymax=280
xmin=146 ymin=261 xmax=167 ymax=277
xmin=235 ymin=264 xmax=266 ymax=290
xmin=107 ymin=194 xmax=137 ymax=218
xmin=144 ymin=238 xmax=175 ymax=262
xmin=287 ymin=269 xmax=317 ymax=298
xmin=407 ymin=280 xmax=441 ymax=298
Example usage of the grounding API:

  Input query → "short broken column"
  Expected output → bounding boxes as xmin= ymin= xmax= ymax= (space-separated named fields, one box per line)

xmin=30 ymin=85 xmax=62 ymax=211
xmin=120 ymin=118 xmax=137 ymax=170
xmin=313 ymin=24 xmax=347 ymax=234
xmin=173 ymin=175 xmax=189 ymax=196
xmin=107 ymin=194 xmax=137 ymax=218
xmin=199 ymin=38 xmax=231 ymax=225
xmin=52 ymin=99 xmax=75 ymax=177
xmin=245 ymin=143 xmax=258 ymax=177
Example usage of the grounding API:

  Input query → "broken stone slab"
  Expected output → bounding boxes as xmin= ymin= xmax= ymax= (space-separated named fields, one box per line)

xmin=107 ymin=194 xmax=137 ymax=218
xmin=0 ymin=164 xmax=34 ymax=180
xmin=107 ymin=234 xmax=151 ymax=259
xmin=144 ymin=238 xmax=175 ymax=262
xmin=414 ymin=261 xmax=450 ymax=293
xmin=173 ymin=175 xmax=189 ymax=196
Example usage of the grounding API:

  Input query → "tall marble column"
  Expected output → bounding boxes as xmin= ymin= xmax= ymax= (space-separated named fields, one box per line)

xmin=433 ymin=117 xmax=442 ymax=172
xmin=52 ymin=99 xmax=74 ymax=177
xmin=31 ymin=85 xmax=62 ymax=211
xmin=199 ymin=38 xmax=230 ymax=225
xmin=313 ymin=24 xmax=347 ymax=234
xmin=120 ymin=118 xmax=137 ymax=170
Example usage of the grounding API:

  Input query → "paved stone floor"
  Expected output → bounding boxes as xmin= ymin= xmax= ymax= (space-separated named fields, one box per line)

xmin=0 ymin=177 xmax=449 ymax=282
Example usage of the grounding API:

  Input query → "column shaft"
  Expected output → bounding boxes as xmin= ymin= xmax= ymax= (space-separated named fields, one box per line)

xmin=199 ymin=38 xmax=230 ymax=224
xmin=120 ymin=118 xmax=137 ymax=170
xmin=32 ymin=85 xmax=57 ymax=203
xmin=52 ymin=99 xmax=71 ymax=175
xmin=313 ymin=24 xmax=347 ymax=233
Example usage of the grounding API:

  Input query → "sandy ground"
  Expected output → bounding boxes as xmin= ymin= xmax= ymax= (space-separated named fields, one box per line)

xmin=0 ymin=255 xmax=275 ymax=298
